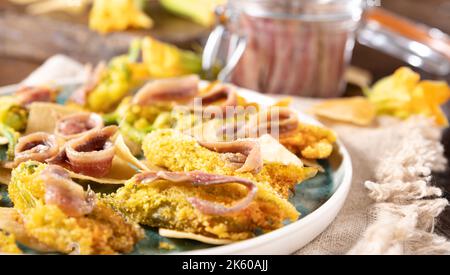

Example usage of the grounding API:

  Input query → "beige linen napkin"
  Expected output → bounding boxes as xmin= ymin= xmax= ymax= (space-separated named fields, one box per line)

xmin=285 ymin=97 xmax=450 ymax=255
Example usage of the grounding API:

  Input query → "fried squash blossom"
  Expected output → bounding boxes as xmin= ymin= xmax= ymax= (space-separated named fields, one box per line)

xmin=142 ymin=129 xmax=318 ymax=198
xmin=106 ymin=129 xmax=321 ymax=241
xmin=109 ymin=171 xmax=299 ymax=241
xmin=8 ymin=161 xmax=143 ymax=255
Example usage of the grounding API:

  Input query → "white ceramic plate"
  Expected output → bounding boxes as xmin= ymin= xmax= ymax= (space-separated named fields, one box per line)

xmin=179 ymin=86 xmax=353 ymax=255
xmin=0 ymin=82 xmax=352 ymax=255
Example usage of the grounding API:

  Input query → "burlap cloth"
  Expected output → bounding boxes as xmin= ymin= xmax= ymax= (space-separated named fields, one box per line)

xmin=5 ymin=56 xmax=449 ymax=255
xmin=283 ymin=97 xmax=450 ymax=255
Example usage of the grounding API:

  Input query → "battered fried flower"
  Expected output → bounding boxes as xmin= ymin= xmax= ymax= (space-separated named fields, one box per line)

xmin=216 ymin=106 xmax=336 ymax=160
xmin=108 ymin=171 xmax=299 ymax=241
xmin=0 ymin=96 xmax=29 ymax=132
xmin=142 ymin=129 xmax=317 ymax=198
xmin=280 ymin=123 xmax=337 ymax=159
xmin=0 ymin=231 xmax=21 ymax=254
xmin=8 ymin=161 xmax=143 ymax=255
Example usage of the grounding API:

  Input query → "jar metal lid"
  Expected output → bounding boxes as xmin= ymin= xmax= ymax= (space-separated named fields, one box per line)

xmin=227 ymin=0 xmax=365 ymax=22
xmin=360 ymin=8 xmax=450 ymax=76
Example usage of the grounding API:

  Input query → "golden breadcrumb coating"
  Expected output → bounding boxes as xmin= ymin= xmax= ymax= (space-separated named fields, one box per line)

xmin=108 ymin=175 xmax=299 ymax=241
xmin=142 ymin=129 xmax=317 ymax=198
xmin=8 ymin=161 xmax=144 ymax=255
xmin=280 ymin=123 xmax=337 ymax=159
xmin=110 ymin=129 xmax=317 ymax=240
xmin=159 ymin=241 xmax=175 ymax=250
xmin=0 ymin=231 xmax=21 ymax=254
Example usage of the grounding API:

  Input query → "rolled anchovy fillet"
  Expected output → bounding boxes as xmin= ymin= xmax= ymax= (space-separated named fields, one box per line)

xmin=198 ymin=139 xmax=262 ymax=174
xmin=15 ymin=86 xmax=56 ymax=106
xmin=62 ymin=126 xmax=118 ymax=177
xmin=246 ymin=107 xmax=299 ymax=137
xmin=133 ymin=75 xmax=199 ymax=105
xmin=196 ymin=84 xmax=238 ymax=117
xmin=41 ymin=165 xmax=96 ymax=217
xmin=14 ymin=132 xmax=61 ymax=165
xmin=55 ymin=113 xmax=104 ymax=140
xmin=135 ymin=170 xmax=258 ymax=215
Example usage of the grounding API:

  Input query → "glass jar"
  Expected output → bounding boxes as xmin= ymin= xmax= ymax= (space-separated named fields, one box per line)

xmin=203 ymin=0 xmax=450 ymax=97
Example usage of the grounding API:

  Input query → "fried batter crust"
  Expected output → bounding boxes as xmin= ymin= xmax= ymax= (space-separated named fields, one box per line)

xmin=104 ymin=129 xmax=318 ymax=241
xmin=0 ymin=231 xmax=21 ymax=254
xmin=8 ymin=161 xmax=143 ymax=255
xmin=142 ymin=129 xmax=317 ymax=198
xmin=109 ymin=177 xmax=299 ymax=241
xmin=280 ymin=123 xmax=337 ymax=159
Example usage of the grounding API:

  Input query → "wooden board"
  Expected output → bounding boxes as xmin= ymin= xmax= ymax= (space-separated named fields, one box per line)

xmin=0 ymin=1 xmax=209 ymax=64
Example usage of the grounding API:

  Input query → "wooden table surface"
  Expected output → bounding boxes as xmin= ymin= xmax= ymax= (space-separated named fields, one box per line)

xmin=0 ymin=0 xmax=209 ymax=84
xmin=0 ymin=0 xmax=449 ymax=240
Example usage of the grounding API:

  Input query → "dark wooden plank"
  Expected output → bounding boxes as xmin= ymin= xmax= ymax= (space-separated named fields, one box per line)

xmin=0 ymin=56 xmax=40 ymax=86
xmin=0 ymin=10 xmax=134 ymax=63
xmin=0 ymin=1 xmax=209 ymax=64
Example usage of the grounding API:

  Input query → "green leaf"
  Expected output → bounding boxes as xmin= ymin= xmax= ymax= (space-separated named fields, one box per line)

xmin=0 ymin=124 xmax=19 ymax=161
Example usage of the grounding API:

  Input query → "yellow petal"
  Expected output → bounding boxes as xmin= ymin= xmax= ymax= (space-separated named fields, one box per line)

xmin=159 ymin=0 xmax=226 ymax=27
xmin=432 ymin=106 xmax=449 ymax=126
xmin=392 ymin=67 xmax=421 ymax=90
xmin=368 ymin=67 xmax=450 ymax=126
xmin=89 ymin=0 xmax=153 ymax=34
xmin=417 ymin=80 xmax=450 ymax=105
xmin=272 ymin=97 xmax=293 ymax=107
xmin=142 ymin=37 xmax=201 ymax=78
xmin=309 ymin=97 xmax=376 ymax=126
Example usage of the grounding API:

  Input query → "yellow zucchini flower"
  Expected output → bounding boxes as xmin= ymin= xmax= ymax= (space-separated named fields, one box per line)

xmin=142 ymin=37 xmax=202 ymax=78
xmin=89 ymin=0 xmax=153 ymax=34
xmin=368 ymin=67 xmax=450 ymax=126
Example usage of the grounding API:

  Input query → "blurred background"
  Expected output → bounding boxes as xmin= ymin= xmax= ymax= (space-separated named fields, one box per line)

xmin=1 ymin=0 xmax=449 ymax=86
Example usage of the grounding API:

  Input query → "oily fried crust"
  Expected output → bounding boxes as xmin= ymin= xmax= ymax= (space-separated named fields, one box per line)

xmin=0 ymin=230 xmax=21 ymax=254
xmin=109 ymin=178 xmax=299 ymax=241
xmin=280 ymin=123 xmax=337 ymax=159
xmin=8 ymin=161 xmax=144 ymax=255
xmin=142 ymin=129 xmax=317 ymax=198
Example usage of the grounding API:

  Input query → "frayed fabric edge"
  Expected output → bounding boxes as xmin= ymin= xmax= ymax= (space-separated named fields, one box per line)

xmin=348 ymin=116 xmax=450 ymax=255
